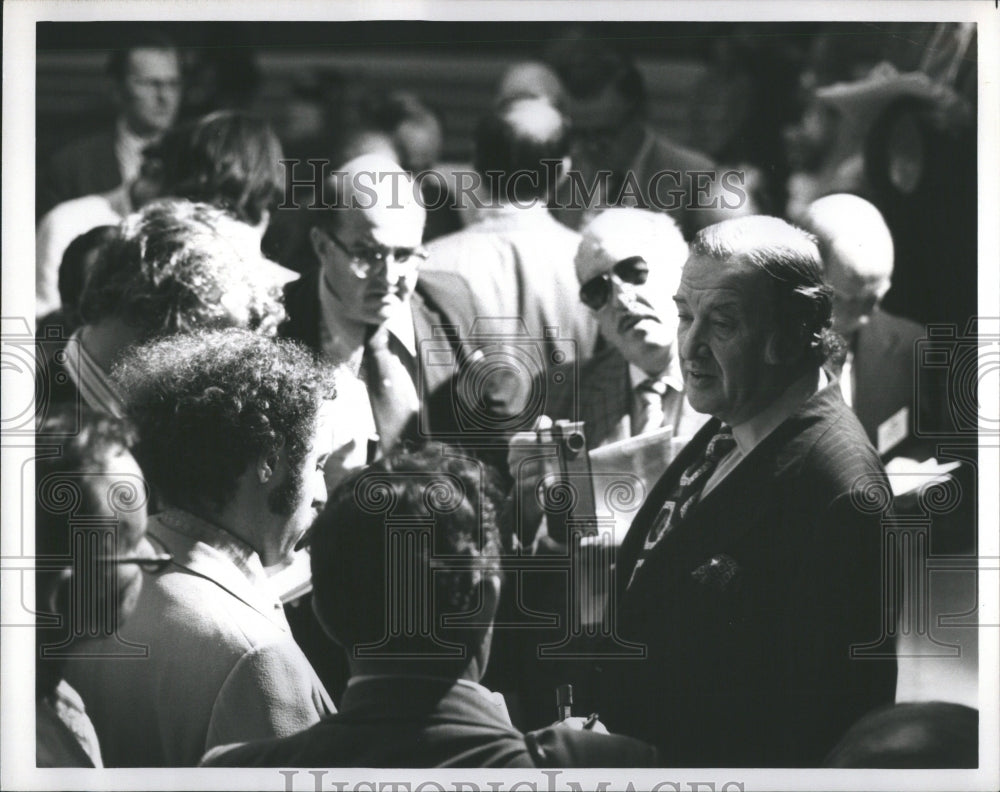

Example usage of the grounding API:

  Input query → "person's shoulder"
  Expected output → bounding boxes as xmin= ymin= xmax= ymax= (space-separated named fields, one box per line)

xmin=47 ymin=131 xmax=116 ymax=166
xmin=646 ymin=128 xmax=716 ymax=172
xmin=527 ymin=726 xmax=659 ymax=768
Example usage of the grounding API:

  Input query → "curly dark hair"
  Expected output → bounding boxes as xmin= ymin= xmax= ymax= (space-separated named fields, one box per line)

xmin=79 ymin=200 xmax=285 ymax=339
xmin=113 ymin=328 xmax=336 ymax=514
xmin=311 ymin=444 xmax=503 ymax=662
xmin=691 ymin=215 xmax=843 ymax=368
xmin=144 ymin=110 xmax=283 ymax=227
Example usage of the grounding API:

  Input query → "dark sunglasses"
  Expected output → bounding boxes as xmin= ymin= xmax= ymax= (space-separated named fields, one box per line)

xmin=579 ymin=256 xmax=650 ymax=310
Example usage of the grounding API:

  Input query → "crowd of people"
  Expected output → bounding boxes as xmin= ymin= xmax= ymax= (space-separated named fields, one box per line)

xmin=33 ymin=26 xmax=978 ymax=771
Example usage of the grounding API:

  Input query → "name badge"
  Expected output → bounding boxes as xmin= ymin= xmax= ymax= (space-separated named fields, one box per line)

xmin=877 ymin=406 xmax=909 ymax=455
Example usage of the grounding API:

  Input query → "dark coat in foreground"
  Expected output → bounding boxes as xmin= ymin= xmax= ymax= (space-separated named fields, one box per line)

xmin=201 ymin=677 xmax=658 ymax=768
xmin=601 ymin=382 xmax=898 ymax=766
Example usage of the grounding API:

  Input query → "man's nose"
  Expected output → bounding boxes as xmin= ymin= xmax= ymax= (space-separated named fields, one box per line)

xmin=679 ymin=317 xmax=706 ymax=360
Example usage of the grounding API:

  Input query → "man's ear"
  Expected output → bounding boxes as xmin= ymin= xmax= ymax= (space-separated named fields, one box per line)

xmin=308 ymin=226 xmax=328 ymax=263
xmin=257 ymin=450 xmax=280 ymax=484
xmin=765 ymin=327 xmax=806 ymax=366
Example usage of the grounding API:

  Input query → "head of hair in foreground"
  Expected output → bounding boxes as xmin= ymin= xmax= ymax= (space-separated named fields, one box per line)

xmin=79 ymin=199 xmax=284 ymax=341
xmin=35 ymin=404 xmax=147 ymax=697
xmin=113 ymin=327 xmax=336 ymax=521
xmin=678 ymin=215 xmax=841 ymax=425
xmin=310 ymin=444 xmax=504 ymax=681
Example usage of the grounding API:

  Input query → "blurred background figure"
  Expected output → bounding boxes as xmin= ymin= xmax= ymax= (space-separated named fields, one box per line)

xmin=36 ymin=406 xmax=152 ymax=767
xmin=37 ymin=110 xmax=294 ymax=317
xmin=495 ymin=61 xmax=566 ymax=107
xmin=800 ymin=193 xmax=931 ymax=457
xmin=424 ymin=96 xmax=597 ymax=370
xmin=38 ymin=29 xmax=183 ymax=218
xmin=46 ymin=200 xmax=285 ymax=417
xmin=543 ymin=26 xmax=717 ymax=237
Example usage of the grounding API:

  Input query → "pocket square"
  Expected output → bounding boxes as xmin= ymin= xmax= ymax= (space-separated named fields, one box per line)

xmin=690 ymin=553 xmax=742 ymax=592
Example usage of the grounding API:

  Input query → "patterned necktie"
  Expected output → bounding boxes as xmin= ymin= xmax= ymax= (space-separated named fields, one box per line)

xmin=632 ymin=377 xmax=667 ymax=437
xmin=361 ymin=325 xmax=419 ymax=453
xmin=627 ymin=425 xmax=736 ymax=588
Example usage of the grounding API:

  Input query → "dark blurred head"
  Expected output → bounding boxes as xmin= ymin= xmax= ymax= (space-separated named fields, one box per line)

xmin=57 ymin=225 xmax=119 ymax=327
xmin=35 ymin=405 xmax=148 ymax=697
xmin=544 ymin=28 xmax=647 ymax=173
xmin=474 ymin=97 xmax=571 ymax=204
xmin=311 ymin=445 xmax=503 ymax=678
xmin=113 ymin=328 xmax=336 ymax=529
xmin=364 ymin=92 xmax=445 ymax=174
xmin=79 ymin=200 xmax=284 ymax=341
xmin=140 ymin=110 xmax=284 ymax=228
xmin=824 ymin=702 xmax=978 ymax=768
xmin=107 ymin=30 xmax=182 ymax=138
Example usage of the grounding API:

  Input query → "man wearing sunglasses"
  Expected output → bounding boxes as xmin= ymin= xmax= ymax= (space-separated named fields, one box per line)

xmin=570 ymin=208 xmax=709 ymax=448
xmin=281 ymin=153 xmax=474 ymax=455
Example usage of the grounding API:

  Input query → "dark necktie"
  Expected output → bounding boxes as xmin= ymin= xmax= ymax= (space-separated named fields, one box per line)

xmin=627 ymin=425 xmax=736 ymax=589
xmin=633 ymin=377 xmax=667 ymax=437
xmin=361 ymin=325 xmax=418 ymax=454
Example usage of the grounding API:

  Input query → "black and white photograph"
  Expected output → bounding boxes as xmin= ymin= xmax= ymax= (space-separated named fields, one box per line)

xmin=2 ymin=2 xmax=997 ymax=790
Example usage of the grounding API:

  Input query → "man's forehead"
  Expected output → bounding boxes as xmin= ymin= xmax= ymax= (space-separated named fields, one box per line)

xmin=678 ymin=254 xmax=762 ymax=298
xmin=337 ymin=201 xmax=424 ymax=249
xmin=127 ymin=48 xmax=181 ymax=76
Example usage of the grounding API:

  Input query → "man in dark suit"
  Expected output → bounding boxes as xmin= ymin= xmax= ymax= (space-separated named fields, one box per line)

xmin=201 ymin=446 xmax=658 ymax=768
xmin=280 ymin=153 xmax=475 ymax=457
xmin=38 ymin=31 xmax=183 ymax=216
xmin=801 ymin=193 xmax=933 ymax=457
xmin=601 ymin=215 xmax=897 ymax=766
xmin=543 ymin=28 xmax=720 ymax=238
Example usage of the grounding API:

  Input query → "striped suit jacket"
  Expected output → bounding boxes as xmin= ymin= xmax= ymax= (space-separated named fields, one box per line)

xmin=601 ymin=381 xmax=898 ymax=766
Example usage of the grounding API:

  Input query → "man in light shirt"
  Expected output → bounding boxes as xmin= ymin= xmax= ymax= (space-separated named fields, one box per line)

xmin=604 ymin=215 xmax=896 ymax=766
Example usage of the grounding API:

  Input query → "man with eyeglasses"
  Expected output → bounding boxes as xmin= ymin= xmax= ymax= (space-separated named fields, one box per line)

xmin=800 ymin=193 xmax=931 ymax=456
xmin=282 ymin=152 xmax=474 ymax=456
xmin=35 ymin=405 xmax=156 ymax=767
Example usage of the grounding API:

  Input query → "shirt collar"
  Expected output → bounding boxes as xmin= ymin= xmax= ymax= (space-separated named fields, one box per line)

xmin=730 ymin=367 xmax=827 ymax=455
xmin=317 ymin=269 xmax=416 ymax=365
xmin=629 ymin=354 xmax=684 ymax=395
xmin=154 ymin=507 xmax=267 ymax=588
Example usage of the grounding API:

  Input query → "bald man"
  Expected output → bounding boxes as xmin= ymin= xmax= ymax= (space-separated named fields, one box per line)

xmin=279 ymin=153 xmax=472 ymax=455
xmin=424 ymin=97 xmax=597 ymax=365
xmin=801 ymin=193 xmax=929 ymax=455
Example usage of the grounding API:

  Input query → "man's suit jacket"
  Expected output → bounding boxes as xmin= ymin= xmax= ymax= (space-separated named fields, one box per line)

xmin=549 ymin=342 xmax=708 ymax=449
xmin=39 ymin=131 xmax=122 ymax=218
xmin=63 ymin=510 xmax=333 ymax=767
xmin=602 ymin=382 xmax=897 ymax=766
xmin=424 ymin=205 xmax=597 ymax=362
xmin=850 ymin=308 xmax=929 ymax=454
xmin=201 ymin=677 xmax=657 ymax=768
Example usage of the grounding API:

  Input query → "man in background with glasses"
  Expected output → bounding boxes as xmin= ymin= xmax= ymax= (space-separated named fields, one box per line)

xmin=281 ymin=152 xmax=475 ymax=456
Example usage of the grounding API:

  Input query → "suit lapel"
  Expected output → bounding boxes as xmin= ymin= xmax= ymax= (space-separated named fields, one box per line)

xmin=582 ymin=346 xmax=631 ymax=447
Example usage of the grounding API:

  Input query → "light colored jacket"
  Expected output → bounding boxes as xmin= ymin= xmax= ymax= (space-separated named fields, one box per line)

xmin=63 ymin=509 xmax=333 ymax=767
